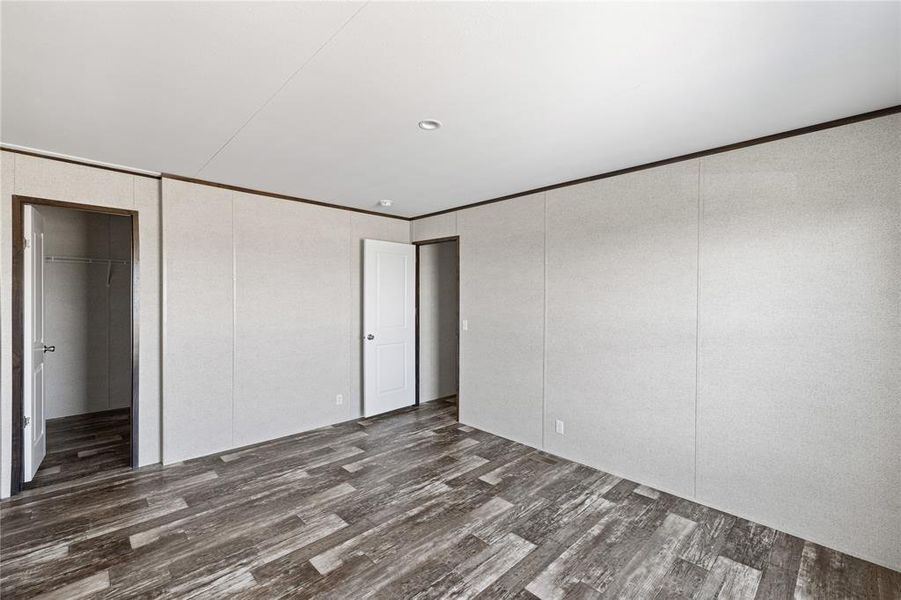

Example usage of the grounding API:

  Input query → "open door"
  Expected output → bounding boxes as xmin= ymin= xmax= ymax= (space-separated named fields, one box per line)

xmin=23 ymin=205 xmax=48 ymax=481
xmin=363 ymin=239 xmax=416 ymax=417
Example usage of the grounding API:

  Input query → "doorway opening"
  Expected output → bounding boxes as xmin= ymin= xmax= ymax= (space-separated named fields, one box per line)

xmin=11 ymin=196 xmax=138 ymax=495
xmin=415 ymin=237 xmax=460 ymax=420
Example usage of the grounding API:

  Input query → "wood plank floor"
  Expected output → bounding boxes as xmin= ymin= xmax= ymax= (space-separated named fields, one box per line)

xmin=1 ymin=400 xmax=898 ymax=599
xmin=24 ymin=408 xmax=132 ymax=491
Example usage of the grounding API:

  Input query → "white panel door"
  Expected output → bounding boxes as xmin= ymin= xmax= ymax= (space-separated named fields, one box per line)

xmin=23 ymin=205 xmax=48 ymax=481
xmin=363 ymin=239 xmax=415 ymax=417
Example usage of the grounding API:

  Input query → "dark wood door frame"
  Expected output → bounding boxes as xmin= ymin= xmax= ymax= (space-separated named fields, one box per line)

xmin=413 ymin=236 xmax=460 ymax=408
xmin=10 ymin=195 xmax=140 ymax=495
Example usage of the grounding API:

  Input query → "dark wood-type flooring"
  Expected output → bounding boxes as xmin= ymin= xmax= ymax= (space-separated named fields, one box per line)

xmin=25 ymin=408 xmax=131 ymax=490
xmin=2 ymin=400 xmax=898 ymax=599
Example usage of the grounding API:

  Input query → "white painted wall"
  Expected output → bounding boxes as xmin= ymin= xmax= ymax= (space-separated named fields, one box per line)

xmin=418 ymin=241 xmax=458 ymax=402
xmin=161 ymin=179 xmax=409 ymax=464
xmin=41 ymin=206 xmax=132 ymax=418
xmin=445 ymin=114 xmax=901 ymax=571
xmin=1 ymin=151 xmax=162 ymax=497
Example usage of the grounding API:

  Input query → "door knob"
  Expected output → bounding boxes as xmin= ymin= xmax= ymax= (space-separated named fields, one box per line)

xmin=43 ymin=344 xmax=55 ymax=353
xmin=366 ymin=334 xmax=375 ymax=341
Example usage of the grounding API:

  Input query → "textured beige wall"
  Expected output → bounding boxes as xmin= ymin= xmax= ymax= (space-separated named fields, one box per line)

xmin=545 ymin=161 xmax=699 ymax=499
xmin=419 ymin=241 xmax=458 ymax=402
xmin=697 ymin=114 xmax=901 ymax=571
xmin=134 ymin=177 xmax=162 ymax=467
xmin=233 ymin=192 xmax=350 ymax=447
xmin=412 ymin=212 xmax=456 ymax=242
xmin=162 ymin=180 xmax=410 ymax=463
xmin=161 ymin=179 xmax=235 ymax=463
xmin=458 ymin=194 xmax=545 ymax=447
xmin=429 ymin=113 xmax=900 ymax=570
xmin=1 ymin=151 xmax=162 ymax=497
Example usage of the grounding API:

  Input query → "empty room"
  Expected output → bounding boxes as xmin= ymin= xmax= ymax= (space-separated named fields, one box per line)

xmin=0 ymin=1 xmax=898 ymax=599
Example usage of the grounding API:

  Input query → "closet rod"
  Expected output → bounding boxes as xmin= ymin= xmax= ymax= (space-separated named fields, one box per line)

xmin=44 ymin=256 xmax=130 ymax=265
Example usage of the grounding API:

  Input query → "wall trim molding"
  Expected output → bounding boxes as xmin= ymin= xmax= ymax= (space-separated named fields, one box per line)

xmin=1 ymin=146 xmax=162 ymax=179
xmin=160 ymin=173 xmax=410 ymax=221
xmin=412 ymin=104 xmax=901 ymax=220
xmin=0 ymin=147 xmax=409 ymax=221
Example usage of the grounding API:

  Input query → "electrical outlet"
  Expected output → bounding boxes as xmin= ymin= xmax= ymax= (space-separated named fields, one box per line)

xmin=462 ymin=319 xmax=468 ymax=331
xmin=336 ymin=394 xmax=344 ymax=405
xmin=555 ymin=419 xmax=565 ymax=435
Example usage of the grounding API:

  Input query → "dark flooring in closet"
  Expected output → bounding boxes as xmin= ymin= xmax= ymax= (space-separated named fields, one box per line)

xmin=2 ymin=400 xmax=898 ymax=599
xmin=25 ymin=408 xmax=131 ymax=491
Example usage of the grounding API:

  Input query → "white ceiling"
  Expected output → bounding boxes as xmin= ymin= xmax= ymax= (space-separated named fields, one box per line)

xmin=2 ymin=2 xmax=899 ymax=218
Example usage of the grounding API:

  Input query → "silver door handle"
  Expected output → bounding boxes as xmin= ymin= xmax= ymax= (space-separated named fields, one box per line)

xmin=43 ymin=344 xmax=55 ymax=353
xmin=366 ymin=334 xmax=375 ymax=341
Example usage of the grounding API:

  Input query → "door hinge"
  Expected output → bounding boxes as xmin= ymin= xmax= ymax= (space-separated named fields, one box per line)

xmin=24 ymin=416 xmax=30 ymax=427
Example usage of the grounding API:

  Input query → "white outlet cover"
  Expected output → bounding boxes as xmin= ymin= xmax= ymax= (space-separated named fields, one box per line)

xmin=462 ymin=319 xmax=468 ymax=331
xmin=336 ymin=394 xmax=344 ymax=405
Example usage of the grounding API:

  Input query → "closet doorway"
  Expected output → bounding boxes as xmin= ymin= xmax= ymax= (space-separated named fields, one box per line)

xmin=11 ymin=196 xmax=138 ymax=495
xmin=415 ymin=237 xmax=460 ymax=417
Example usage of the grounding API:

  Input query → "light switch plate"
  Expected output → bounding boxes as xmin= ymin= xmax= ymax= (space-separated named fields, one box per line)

xmin=555 ymin=419 xmax=565 ymax=435
xmin=462 ymin=319 xmax=469 ymax=331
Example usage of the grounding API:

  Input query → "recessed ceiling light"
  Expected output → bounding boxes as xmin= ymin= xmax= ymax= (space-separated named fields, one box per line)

xmin=418 ymin=119 xmax=442 ymax=131
xmin=379 ymin=199 xmax=393 ymax=207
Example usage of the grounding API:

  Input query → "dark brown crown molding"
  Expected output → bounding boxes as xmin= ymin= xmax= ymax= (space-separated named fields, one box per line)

xmin=161 ymin=173 xmax=410 ymax=221
xmin=1 ymin=146 xmax=162 ymax=179
xmin=0 ymin=146 xmax=409 ymax=220
xmin=412 ymin=104 xmax=901 ymax=221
